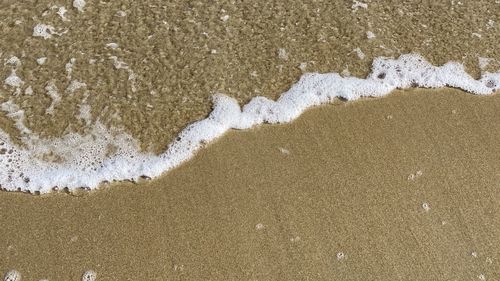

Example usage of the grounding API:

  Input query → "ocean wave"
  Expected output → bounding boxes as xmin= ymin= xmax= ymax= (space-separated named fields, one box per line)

xmin=1 ymin=54 xmax=499 ymax=193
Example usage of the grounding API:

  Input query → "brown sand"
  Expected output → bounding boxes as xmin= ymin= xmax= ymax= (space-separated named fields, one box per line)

xmin=0 ymin=1 xmax=499 ymax=151
xmin=1 ymin=88 xmax=499 ymax=280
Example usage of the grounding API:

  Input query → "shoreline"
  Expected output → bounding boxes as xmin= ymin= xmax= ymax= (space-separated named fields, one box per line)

xmin=2 ymin=54 xmax=499 ymax=193
xmin=1 ymin=1 xmax=499 ymax=151
xmin=1 ymin=88 xmax=499 ymax=280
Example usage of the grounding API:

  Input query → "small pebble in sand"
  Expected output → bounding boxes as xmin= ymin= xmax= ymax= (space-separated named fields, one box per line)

xmin=115 ymin=10 xmax=127 ymax=17
xmin=336 ymin=252 xmax=346 ymax=260
xmin=478 ymin=274 xmax=486 ymax=281
xmin=422 ymin=202 xmax=430 ymax=212
xmin=173 ymin=264 xmax=185 ymax=271
xmin=472 ymin=251 xmax=478 ymax=258
xmin=255 ymin=223 xmax=264 ymax=230
xmin=106 ymin=43 xmax=119 ymax=49
xmin=408 ymin=170 xmax=423 ymax=181
xmin=278 ymin=147 xmax=290 ymax=155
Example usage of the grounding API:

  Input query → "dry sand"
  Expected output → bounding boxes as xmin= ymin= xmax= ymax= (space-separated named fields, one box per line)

xmin=1 ymin=88 xmax=499 ymax=280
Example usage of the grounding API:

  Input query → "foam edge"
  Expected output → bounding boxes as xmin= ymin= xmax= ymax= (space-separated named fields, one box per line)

xmin=1 ymin=54 xmax=498 ymax=193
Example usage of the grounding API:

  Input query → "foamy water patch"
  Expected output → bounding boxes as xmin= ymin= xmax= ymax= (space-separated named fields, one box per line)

xmin=0 ymin=54 xmax=499 ymax=193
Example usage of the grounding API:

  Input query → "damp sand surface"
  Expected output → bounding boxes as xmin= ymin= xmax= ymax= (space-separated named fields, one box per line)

xmin=1 ymin=88 xmax=499 ymax=280
xmin=1 ymin=0 xmax=499 ymax=151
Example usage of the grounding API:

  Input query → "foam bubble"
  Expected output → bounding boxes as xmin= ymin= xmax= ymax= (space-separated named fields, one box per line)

xmin=4 ymin=70 xmax=23 ymax=88
xmin=0 ymin=54 xmax=499 ymax=193
xmin=366 ymin=31 xmax=376 ymax=39
xmin=36 ymin=57 xmax=47 ymax=65
xmin=478 ymin=57 xmax=493 ymax=70
xmin=5 ymin=56 xmax=21 ymax=67
xmin=66 ymin=80 xmax=87 ymax=93
xmin=1 ymin=100 xmax=32 ymax=134
xmin=73 ymin=0 xmax=86 ymax=12
xmin=32 ymin=24 xmax=56 ymax=39
xmin=56 ymin=6 xmax=69 ymax=21
xmin=24 ymin=86 xmax=33 ymax=96
xmin=3 ymin=270 xmax=20 ymax=281
xmin=81 ymin=270 xmax=96 ymax=281
xmin=352 ymin=0 xmax=368 ymax=11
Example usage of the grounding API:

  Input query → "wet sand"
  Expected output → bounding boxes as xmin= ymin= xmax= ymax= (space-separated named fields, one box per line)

xmin=1 ymin=88 xmax=499 ymax=280
xmin=1 ymin=1 xmax=499 ymax=151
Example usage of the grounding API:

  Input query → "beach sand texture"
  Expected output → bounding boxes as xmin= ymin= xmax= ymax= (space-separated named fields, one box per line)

xmin=0 ymin=0 xmax=498 ymax=150
xmin=0 ymin=0 xmax=500 ymax=280
xmin=1 ymin=89 xmax=500 ymax=280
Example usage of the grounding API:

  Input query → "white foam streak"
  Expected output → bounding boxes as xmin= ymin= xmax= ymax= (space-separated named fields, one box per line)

xmin=0 ymin=54 xmax=498 ymax=193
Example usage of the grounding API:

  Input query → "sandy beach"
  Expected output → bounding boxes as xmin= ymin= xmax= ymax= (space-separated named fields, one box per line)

xmin=0 ymin=0 xmax=499 ymax=150
xmin=1 ymin=88 xmax=499 ymax=280
xmin=1 ymin=0 xmax=500 ymax=280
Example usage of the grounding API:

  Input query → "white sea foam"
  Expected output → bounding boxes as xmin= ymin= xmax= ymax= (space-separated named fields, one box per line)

xmin=73 ymin=0 xmax=86 ymax=12
xmin=5 ymin=56 xmax=21 ymax=67
xmin=81 ymin=270 xmax=96 ymax=281
xmin=66 ymin=80 xmax=87 ymax=93
xmin=36 ymin=57 xmax=47 ymax=65
xmin=4 ymin=70 xmax=23 ymax=88
xmin=1 ymin=100 xmax=32 ymax=135
xmin=32 ymin=24 xmax=56 ymax=39
xmin=44 ymin=81 xmax=61 ymax=114
xmin=3 ymin=270 xmax=20 ymax=281
xmin=0 ymin=54 xmax=499 ymax=193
